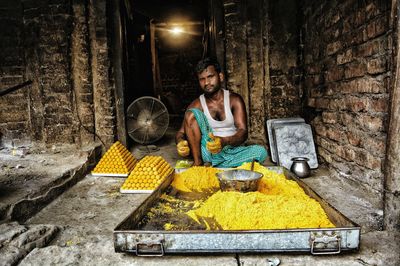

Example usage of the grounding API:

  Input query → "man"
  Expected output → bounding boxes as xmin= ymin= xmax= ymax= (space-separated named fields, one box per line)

xmin=175 ymin=57 xmax=267 ymax=167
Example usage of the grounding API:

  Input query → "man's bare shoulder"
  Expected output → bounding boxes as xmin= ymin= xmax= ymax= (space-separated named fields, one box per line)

xmin=187 ymin=98 xmax=202 ymax=110
xmin=228 ymin=91 xmax=245 ymax=104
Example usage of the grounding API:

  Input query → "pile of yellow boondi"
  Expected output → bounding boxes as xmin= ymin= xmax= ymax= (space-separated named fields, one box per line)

xmin=179 ymin=162 xmax=335 ymax=230
xmin=171 ymin=166 xmax=221 ymax=192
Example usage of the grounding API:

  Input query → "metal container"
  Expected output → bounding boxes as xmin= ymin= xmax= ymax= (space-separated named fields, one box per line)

xmin=290 ymin=157 xmax=311 ymax=178
xmin=216 ymin=169 xmax=263 ymax=192
xmin=114 ymin=167 xmax=360 ymax=256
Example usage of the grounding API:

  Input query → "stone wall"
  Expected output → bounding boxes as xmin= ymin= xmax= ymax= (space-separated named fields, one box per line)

xmin=0 ymin=1 xmax=29 ymax=146
xmin=223 ymin=0 xmax=270 ymax=144
xmin=0 ymin=0 xmax=116 ymax=150
xmin=23 ymin=0 xmax=75 ymax=144
xmin=302 ymin=0 xmax=390 ymax=195
xmin=221 ymin=0 xmax=301 ymax=144
xmin=268 ymin=0 xmax=302 ymax=119
xmin=88 ymin=0 xmax=117 ymax=149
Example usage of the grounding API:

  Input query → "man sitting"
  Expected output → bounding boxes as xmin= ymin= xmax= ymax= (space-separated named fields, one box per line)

xmin=175 ymin=57 xmax=268 ymax=168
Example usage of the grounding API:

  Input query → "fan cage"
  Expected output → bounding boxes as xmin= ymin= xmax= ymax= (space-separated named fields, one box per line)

xmin=126 ymin=96 xmax=169 ymax=144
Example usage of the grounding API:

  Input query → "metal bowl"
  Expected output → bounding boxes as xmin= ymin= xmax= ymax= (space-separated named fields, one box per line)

xmin=216 ymin=169 xmax=263 ymax=192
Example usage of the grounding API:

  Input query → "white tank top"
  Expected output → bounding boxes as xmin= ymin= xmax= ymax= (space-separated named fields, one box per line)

xmin=199 ymin=89 xmax=237 ymax=137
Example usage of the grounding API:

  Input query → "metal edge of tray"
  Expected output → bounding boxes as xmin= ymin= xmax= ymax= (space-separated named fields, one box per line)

xmin=114 ymin=167 xmax=361 ymax=255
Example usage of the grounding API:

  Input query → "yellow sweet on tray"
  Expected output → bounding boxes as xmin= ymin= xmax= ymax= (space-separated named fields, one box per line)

xmin=121 ymin=155 xmax=173 ymax=191
xmin=92 ymin=141 xmax=137 ymax=175
xmin=171 ymin=166 xmax=221 ymax=192
xmin=184 ymin=162 xmax=335 ymax=230
xmin=187 ymin=190 xmax=335 ymax=230
xmin=237 ymin=162 xmax=310 ymax=198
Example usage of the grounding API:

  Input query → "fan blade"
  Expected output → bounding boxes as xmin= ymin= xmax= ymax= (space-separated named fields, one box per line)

xmin=142 ymin=127 xmax=150 ymax=143
xmin=151 ymin=109 xmax=168 ymax=120
xmin=128 ymin=124 xmax=146 ymax=134
xmin=127 ymin=114 xmax=138 ymax=119
xmin=135 ymin=99 xmax=149 ymax=113
xmin=149 ymin=98 xmax=156 ymax=115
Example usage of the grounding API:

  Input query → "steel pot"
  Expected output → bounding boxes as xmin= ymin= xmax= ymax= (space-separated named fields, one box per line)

xmin=290 ymin=157 xmax=311 ymax=178
xmin=216 ymin=169 xmax=263 ymax=192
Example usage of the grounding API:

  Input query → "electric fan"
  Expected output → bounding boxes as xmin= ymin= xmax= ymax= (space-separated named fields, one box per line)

xmin=126 ymin=96 xmax=169 ymax=144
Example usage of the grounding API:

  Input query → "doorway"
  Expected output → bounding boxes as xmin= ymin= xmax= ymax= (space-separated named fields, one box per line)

xmin=121 ymin=0 xmax=208 ymax=120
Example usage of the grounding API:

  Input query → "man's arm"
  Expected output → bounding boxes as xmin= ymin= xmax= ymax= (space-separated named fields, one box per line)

xmin=175 ymin=121 xmax=186 ymax=144
xmin=219 ymin=93 xmax=248 ymax=147
xmin=175 ymin=99 xmax=202 ymax=144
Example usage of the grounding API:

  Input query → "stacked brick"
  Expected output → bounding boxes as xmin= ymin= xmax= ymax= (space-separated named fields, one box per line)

xmin=0 ymin=1 xmax=29 ymax=146
xmin=0 ymin=0 xmax=116 ymax=149
xmin=23 ymin=0 xmax=75 ymax=143
xmin=268 ymin=0 xmax=302 ymax=119
xmin=302 ymin=0 xmax=390 ymax=192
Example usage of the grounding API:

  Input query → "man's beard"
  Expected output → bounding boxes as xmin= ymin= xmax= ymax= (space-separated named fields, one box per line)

xmin=203 ymin=83 xmax=220 ymax=95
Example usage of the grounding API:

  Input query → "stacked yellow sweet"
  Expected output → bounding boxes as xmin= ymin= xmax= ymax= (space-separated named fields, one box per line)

xmin=121 ymin=155 xmax=173 ymax=191
xmin=92 ymin=141 xmax=137 ymax=175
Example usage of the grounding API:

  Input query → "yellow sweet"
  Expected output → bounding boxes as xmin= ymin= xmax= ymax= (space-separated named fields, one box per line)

xmin=181 ymin=162 xmax=335 ymax=230
xmin=92 ymin=141 xmax=137 ymax=175
xmin=187 ymin=190 xmax=335 ymax=230
xmin=171 ymin=166 xmax=221 ymax=192
xmin=121 ymin=155 xmax=173 ymax=191
xmin=237 ymin=162 xmax=309 ymax=198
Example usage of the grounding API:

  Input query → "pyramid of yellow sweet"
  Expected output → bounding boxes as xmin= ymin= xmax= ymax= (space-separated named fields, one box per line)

xmin=121 ymin=155 xmax=173 ymax=191
xmin=92 ymin=141 xmax=137 ymax=175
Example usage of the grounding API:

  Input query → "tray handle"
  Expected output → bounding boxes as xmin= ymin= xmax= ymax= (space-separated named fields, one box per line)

xmin=135 ymin=241 xmax=165 ymax=256
xmin=310 ymin=232 xmax=341 ymax=255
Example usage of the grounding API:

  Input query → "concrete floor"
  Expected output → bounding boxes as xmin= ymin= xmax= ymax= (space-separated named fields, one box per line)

xmin=1 ymin=126 xmax=399 ymax=265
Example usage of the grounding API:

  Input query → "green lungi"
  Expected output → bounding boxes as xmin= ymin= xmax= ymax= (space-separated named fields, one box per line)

xmin=188 ymin=108 xmax=268 ymax=168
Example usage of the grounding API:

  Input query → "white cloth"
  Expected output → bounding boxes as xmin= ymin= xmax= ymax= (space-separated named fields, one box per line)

xmin=199 ymin=89 xmax=237 ymax=137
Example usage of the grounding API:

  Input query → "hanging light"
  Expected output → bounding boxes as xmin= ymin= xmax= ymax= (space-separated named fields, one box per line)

xmin=170 ymin=26 xmax=184 ymax=35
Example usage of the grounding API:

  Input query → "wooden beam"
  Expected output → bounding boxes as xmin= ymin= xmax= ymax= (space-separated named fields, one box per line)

xmin=384 ymin=0 xmax=400 ymax=231
xmin=150 ymin=21 xmax=162 ymax=98
xmin=110 ymin=0 xmax=128 ymax=146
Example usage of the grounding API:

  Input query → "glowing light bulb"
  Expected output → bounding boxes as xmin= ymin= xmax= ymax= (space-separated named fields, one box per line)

xmin=171 ymin=26 xmax=183 ymax=35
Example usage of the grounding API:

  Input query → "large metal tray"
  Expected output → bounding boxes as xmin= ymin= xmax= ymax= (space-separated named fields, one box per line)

xmin=266 ymin=118 xmax=305 ymax=163
xmin=114 ymin=167 xmax=360 ymax=256
xmin=273 ymin=124 xmax=319 ymax=169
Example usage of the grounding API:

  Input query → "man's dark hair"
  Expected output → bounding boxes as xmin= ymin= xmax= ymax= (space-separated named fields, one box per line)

xmin=195 ymin=57 xmax=221 ymax=74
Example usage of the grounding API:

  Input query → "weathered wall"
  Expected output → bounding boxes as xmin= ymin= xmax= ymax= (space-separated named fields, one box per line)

xmin=0 ymin=0 xmax=117 ymax=150
xmin=88 ymin=0 xmax=117 ymax=149
xmin=384 ymin=0 xmax=400 ymax=231
xmin=72 ymin=0 xmax=95 ymax=146
xmin=0 ymin=1 xmax=32 ymax=147
xmin=303 ymin=0 xmax=390 ymax=198
xmin=223 ymin=0 xmax=268 ymax=144
xmin=23 ymin=0 xmax=75 ymax=144
xmin=268 ymin=0 xmax=302 ymax=119
xmin=222 ymin=0 xmax=301 ymax=144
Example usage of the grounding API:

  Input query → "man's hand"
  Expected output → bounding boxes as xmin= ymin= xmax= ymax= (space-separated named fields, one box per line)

xmin=206 ymin=133 xmax=222 ymax=154
xmin=177 ymin=140 xmax=190 ymax=157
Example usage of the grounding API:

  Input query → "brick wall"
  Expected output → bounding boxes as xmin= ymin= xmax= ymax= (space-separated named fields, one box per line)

xmin=88 ymin=0 xmax=117 ymax=149
xmin=0 ymin=0 xmax=116 ymax=150
xmin=268 ymin=0 xmax=302 ymax=118
xmin=0 ymin=1 xmax=29 ymax=147
xmin=222 ymin=0 xmax=302 ymax=144
xmin=223 ymin=0 xmax=269 ymax=144
xmin=23 ymin=0 xmax=75 ymax=144
xmin=303 ymin=0 xmax=390 ymax=193
xmin=159 ymin=55 xmax=200 ymax=114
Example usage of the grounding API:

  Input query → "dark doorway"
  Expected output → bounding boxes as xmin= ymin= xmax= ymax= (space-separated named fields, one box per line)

xmin=122 ymin=0 xmax=208 ymax=117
